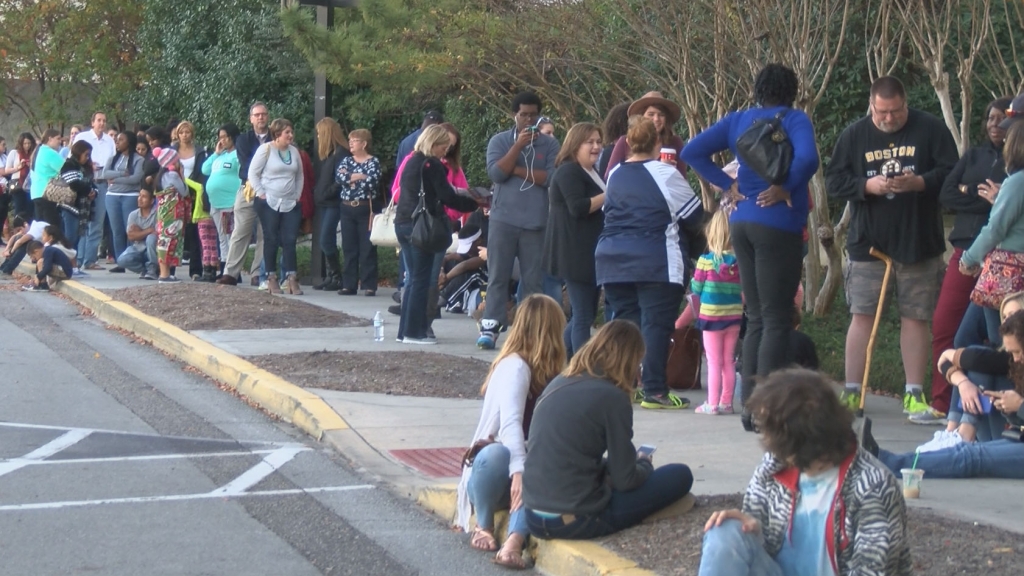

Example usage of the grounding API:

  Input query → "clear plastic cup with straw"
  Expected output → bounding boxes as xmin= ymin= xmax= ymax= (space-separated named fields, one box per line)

xmin=901 ymin=452 xmax=923 ymax=499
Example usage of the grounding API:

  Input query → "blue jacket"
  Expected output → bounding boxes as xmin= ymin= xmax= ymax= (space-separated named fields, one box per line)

xmin=682 ymin=106 xmax=819 ymax=234
xmin=596 ymin=160 xmax=703 ymax=286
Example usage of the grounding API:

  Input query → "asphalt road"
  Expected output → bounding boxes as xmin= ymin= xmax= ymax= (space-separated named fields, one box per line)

xmin=0 ymin=287 xmax=530 ymax=576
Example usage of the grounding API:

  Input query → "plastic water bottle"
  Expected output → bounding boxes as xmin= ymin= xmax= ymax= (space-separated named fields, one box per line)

xmin=373 ymin=311 xmax=384 ymax=342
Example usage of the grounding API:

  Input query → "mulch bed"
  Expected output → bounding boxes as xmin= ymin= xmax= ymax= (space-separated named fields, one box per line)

xmin=105 ymin=284 xmax=367 ymax=331
xmin=604 ymin=493 xmax=1023 ymax=575
xmin=251 ymin=351 xmax=491 ymax=399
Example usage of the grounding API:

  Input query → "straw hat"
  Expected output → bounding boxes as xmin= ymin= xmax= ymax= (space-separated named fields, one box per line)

xmin=627 ymin=91 xmax=681 ymax=127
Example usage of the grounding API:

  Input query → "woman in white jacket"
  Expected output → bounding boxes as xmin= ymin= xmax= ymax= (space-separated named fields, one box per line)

xmin=457 ymin=295 xmax=566 ymax=569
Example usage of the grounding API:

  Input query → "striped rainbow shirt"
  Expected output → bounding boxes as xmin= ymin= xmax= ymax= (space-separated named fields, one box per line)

xmin=690 ymin=250 xmax=743 ymax=330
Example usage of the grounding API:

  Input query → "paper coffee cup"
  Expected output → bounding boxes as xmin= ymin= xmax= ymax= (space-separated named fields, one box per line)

xmin=660 ymin=147 xmax=676 ymax=163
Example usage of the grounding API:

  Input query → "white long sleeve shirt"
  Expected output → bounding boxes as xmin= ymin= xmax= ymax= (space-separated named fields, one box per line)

xmin=248 ymin=143 xmax=303 ymax=213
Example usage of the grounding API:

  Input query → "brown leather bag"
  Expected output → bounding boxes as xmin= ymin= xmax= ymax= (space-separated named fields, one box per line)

xmin=666 ymin=326 xmax=703 ymax=390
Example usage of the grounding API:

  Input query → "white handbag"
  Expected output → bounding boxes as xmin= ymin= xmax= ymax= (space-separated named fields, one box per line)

xmin=369 ymin=196 xmax=400 ymax=247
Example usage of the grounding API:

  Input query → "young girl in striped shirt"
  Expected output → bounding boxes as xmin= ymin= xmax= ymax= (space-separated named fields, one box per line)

xmin=690 ymin=209 xmax=743 ymax=414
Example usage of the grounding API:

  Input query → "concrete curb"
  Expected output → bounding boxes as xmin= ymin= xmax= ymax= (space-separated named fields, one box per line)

xmin=416 ymin=487 xmax=659 ymax=576
xmin=23 ymin=269 xmax=348 ymax=440
xmin=30 ymin=269 xmax=660 ymax=576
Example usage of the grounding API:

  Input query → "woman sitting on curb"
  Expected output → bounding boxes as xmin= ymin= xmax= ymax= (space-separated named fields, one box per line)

xmin=917 ymin=291 xmax=1024 ymax=452
xmin=863 ymin=310 xmax=1024 ymax=479
xmin=699 ymin=369 xmax=911 ymax=576
xmin=522 ymin=320 xmax=694 ymax=540
xmin=457 ymin=294 xmax=566 ymax=569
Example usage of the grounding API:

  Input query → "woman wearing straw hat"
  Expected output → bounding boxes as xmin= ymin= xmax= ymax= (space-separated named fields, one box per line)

xmin=603 ymin=91 xmax=687 ymax=180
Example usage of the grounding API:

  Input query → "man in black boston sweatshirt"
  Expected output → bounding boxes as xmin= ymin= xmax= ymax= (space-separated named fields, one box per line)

xmin=826 ymin=76 xmax=958 ymax=418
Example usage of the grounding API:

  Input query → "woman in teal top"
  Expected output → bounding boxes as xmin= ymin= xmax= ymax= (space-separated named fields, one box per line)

xmin=30 ymin=128 xmax=66 ymax=226
xmin=201 ymin=123 xmax=242 ymax=271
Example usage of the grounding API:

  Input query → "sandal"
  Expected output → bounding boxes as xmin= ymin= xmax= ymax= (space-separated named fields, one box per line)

xmin=493 ymin=545 xmax=528 ymax=570
xmin=470 ymin=528 xmax=498 ymax=552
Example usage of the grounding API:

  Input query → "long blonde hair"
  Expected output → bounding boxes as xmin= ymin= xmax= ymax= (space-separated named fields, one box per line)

xmin=1001 ymin=291 xmax=1024 ymax=321
xmin=480 ymin=295 xmax=567 ymax=398
xmin=705 ymin=209 xmax=731 ymax=261
xmin=564 ymin=320 xmax=645 ymax=395
xmin=316 ymin=117 xmax=347 ymax=161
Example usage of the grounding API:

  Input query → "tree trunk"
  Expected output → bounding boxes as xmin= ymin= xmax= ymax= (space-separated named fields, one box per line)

xmin=813 ymin=203 xmax=851 ymax=317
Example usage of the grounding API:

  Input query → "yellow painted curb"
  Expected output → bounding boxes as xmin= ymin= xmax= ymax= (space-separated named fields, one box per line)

xmin=27 ymin=268 xmax=349 ymax=440
xmin=416 ymin=487 xmax=659 ymax=576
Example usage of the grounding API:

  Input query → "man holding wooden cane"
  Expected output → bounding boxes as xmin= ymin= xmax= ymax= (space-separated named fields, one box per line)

xmin=826 ymin=76 xmax=958 ymax=418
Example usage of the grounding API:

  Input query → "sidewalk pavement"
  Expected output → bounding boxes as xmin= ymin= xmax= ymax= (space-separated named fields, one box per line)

xmin=36 ymin=267 xmax=1024 ymax=570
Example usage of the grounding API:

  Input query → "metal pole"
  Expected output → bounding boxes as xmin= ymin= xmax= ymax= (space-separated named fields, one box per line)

xmin=307 ymin=3 xmax=335 ymax=286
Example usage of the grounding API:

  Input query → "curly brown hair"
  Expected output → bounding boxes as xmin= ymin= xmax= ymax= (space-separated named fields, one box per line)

xmin=999 ymin=311 xmax=1024 ymax=395
xmin=748 ymin=369 xmax=855 ymax=469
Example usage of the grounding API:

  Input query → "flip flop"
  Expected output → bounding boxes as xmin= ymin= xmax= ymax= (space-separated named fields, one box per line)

xmin=470 ymin=528 xmax=498 ymax=552
xmin=492 ymin=548 xmax=528 ymax=570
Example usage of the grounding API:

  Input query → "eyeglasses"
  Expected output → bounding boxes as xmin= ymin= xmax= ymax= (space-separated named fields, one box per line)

xmin=251 ymin=112 xmax=268 ymax=117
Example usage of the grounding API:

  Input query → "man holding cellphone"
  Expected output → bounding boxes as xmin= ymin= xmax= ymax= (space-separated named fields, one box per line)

xmin=826 ymin=76 xmax=958 ymax=419
xmin=477 ymin=92 xmax=560 ymax=350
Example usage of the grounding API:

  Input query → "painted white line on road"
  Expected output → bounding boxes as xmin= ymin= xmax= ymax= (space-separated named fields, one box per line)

xmin=0 ymin=429 xmax=92 ymax=478
xmin=0 ymin=485 xmax=376 ymax=512
xmin=12 ymin=449 xmax=281 ymax=466
xmin=209 ymin=447 xmax=306 ymax=496
xmin=0 ymin=421 xmax=306 ymax=449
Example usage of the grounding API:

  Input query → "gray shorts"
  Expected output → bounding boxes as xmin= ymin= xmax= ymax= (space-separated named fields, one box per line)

xmin=844 ymin=256 xmax=943 ymax=321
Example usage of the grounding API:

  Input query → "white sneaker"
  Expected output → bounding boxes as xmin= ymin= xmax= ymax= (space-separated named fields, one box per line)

xmin=916 ymin=430 xmax=964 ymax=454
xmin=258 ymin=280 xmax=268 ymax=291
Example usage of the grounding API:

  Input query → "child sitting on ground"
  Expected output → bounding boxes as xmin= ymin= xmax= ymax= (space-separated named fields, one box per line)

xmin=24 ymin=240 xmax=73 ymax=292
xmin=698 ymin=369 xmax=911 ymax=576
xmin=41 ymin=225 xmax=78 ymax=270
xmin=689 ymin=210 xmax=743 ymax=415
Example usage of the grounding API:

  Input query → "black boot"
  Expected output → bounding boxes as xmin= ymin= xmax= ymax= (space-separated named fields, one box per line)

xmin=199 ymin=265 xmax=217 ymax=282
xmin=321 ymin=254 xmax=342 ymax=291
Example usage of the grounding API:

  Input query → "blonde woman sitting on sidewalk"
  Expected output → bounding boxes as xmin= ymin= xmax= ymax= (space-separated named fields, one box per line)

xmin=457 ymin=294 xmax=566 ymax=570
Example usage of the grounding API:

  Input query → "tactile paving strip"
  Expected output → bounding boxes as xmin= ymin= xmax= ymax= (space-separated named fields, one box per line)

xmin=388 ymin=447 xmax=465 ymax=478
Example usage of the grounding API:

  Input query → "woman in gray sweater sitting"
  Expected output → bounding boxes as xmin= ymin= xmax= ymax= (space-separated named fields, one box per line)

xmin=522 ymin=320 xmax=694 ymax=539
xmin=249 ymin=118 xmax=305 ymax=295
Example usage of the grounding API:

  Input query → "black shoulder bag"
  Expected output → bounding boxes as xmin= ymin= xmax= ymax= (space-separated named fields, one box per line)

xmin=410 ymin=164 xmax=452 ymax=253
xmin=735 ymin=110 xmax=793 ymax=185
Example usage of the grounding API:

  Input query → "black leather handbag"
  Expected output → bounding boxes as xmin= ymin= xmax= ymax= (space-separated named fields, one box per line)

xmin=410 ymin=173 xmax=451 ymax=253
xmin=735 ymin=110 xmax=793 ymax=185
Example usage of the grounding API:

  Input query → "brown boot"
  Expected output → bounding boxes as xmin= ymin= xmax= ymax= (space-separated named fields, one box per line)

xmin=266 ymin=272 xmax=282 ymax=295
xmin=286 ymin=273 xmax=303 ymax=295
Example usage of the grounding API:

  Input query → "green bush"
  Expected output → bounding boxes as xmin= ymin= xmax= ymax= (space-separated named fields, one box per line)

xmin=244 ymin=242 xmax=402 ymax=287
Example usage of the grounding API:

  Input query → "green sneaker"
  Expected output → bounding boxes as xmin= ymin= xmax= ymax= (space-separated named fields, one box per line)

xmin=904 ymin=389 xmax=930 ymax=416
xmin=839 ymin=389 xmax=861 ymax=412
xmin=640 ymin=392 xmax=690 ymax=410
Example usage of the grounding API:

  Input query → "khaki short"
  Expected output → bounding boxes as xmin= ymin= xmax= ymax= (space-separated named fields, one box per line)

xmin=844 ymin=256 xmax=943 ymax=321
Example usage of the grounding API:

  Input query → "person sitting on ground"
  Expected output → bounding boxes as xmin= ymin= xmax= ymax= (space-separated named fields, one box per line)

xmin=41 ymin=225 xmax=77 ymax=270
xmin=24 ymin=240 xmax=73 ymax=292
xmin=917 ymin=291 xmax=1024 ymax=453
xmin=698 ymin=369 xmax=911 ymax=576
xmin=863 ymin=311 xmax=1024 ymax=480
xmin=441 ymin=223 xmax=488 ymax=314
xmin=457 ymin=294 xmax=567 ymax=569
xmin=790 ymin=307 xmax=819 ymax=370
xmin=116 ymin=188 xmax=159 ymax=280
xmin=522 ymin=319 xmax=695 ymax=540
xmin=1 ymin=215 xmax=51 ymax=275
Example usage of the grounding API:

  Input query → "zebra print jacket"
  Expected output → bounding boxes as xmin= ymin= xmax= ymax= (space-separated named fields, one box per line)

xmin=742 ymin=447 xmax=912 ymax=576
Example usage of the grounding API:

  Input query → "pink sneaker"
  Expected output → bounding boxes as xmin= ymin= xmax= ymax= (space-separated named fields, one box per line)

xmin=718 ymin=404 xmax=735 ymax=415
xmin=694 ymin=402 xmax=719 ymax=415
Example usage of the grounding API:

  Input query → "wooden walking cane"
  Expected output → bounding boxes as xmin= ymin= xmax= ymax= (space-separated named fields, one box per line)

xmin=859 ymin=247 xmax=894 ymax=417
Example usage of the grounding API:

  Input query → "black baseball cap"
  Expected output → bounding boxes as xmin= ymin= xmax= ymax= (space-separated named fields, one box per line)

xmin=999 ymin=94 xmax=1024 ymax=130
xmin=424 ymin=110 xmax=444 ymax=123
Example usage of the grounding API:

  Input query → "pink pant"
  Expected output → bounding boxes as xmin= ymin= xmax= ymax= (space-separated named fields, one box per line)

xmin=704 ymin=325 xmax=740 ymax=406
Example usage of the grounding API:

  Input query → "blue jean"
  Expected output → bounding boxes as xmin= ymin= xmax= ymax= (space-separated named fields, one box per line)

xmin=467 ymin=443 xmax=528 ymax=538
xmin=518 ymin=273 xmax=563 ymax=304
xmin=11 ymin=187 xmax=33 ymax=220
xmin=105 ymin=193 xmax=139 ymax=264
xmin=946 ymin=369 xmax=1013 ymax=442
xmin=78 ymin=182 xmax=107 ymax=267
xmin=564 ymin=279 xmax=598 ymax=359
xmin=0 ymin=242 xmax=27 ymax=274
xmin=879 ymin=439 xmax=1024 ymax=479
xmin=318 ymin=205 xmax=340 ymax=258
xmin=254 ymin=199 xmax=301 ymax=277
xmin=339 ymin=202 xmax=378 ymax=292
xmin=954 ymin=303 xmax=1001 ymax=348
xmin=698 ymin=520 xmax=783 ymax=576
xmin=396 ymin=221 xmax=438 ymax=340
xmin=526 ymin=464 xmax=693 ymax=539
xmin=61 ymin=210 xmax=80 ymax=251
xmin=604 ymin=282 xmax=685 ymax=397
xmin=116 ymin=236 xmax=157 ymax=275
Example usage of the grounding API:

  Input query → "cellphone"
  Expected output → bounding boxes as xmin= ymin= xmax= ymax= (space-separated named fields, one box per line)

xmin=958 ymin=394 xmax=994 ymax=414
xmin=637 ymin=444 xmax=657 ymax=458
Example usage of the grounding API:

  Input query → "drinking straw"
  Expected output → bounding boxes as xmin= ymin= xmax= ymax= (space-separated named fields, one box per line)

xmin=911 ymin=451 xmax=920 ymax=470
